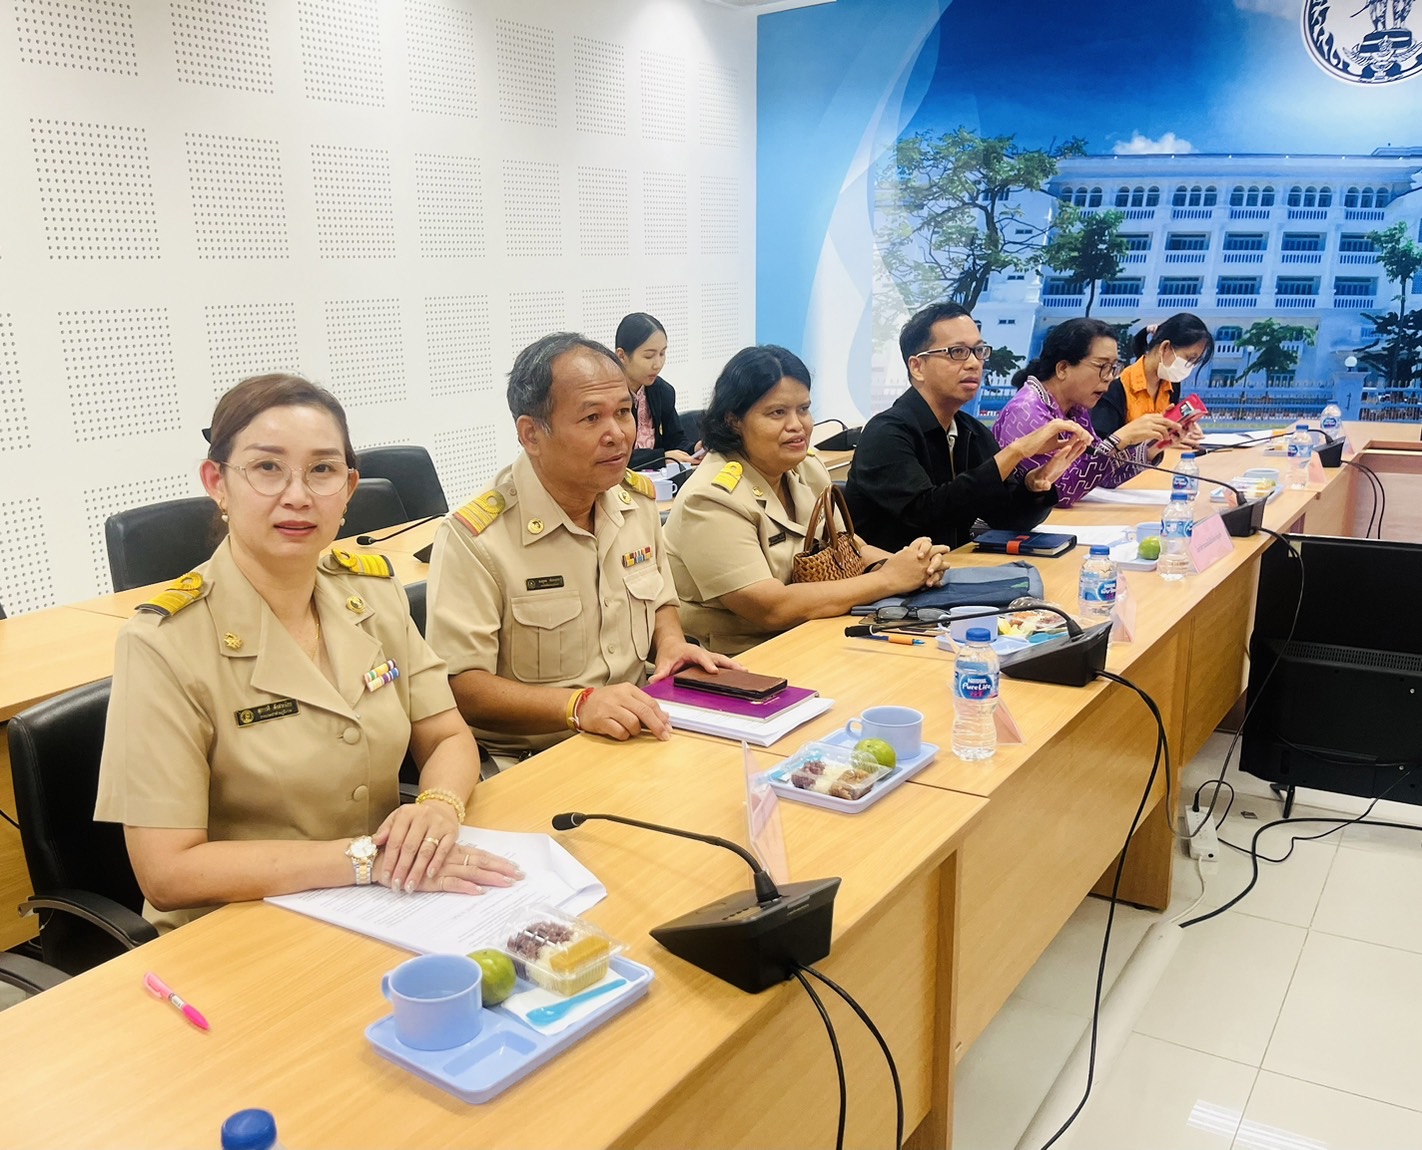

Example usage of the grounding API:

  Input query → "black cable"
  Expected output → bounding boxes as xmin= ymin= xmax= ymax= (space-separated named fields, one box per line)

xmin=1182 ymin=768 xmax=1417 ymax=928
xmin=1036 ymin=669 xmax=1164 ymax=1150
xmin=801 ymin=965 xmax=904 ymax=1150
xmin=793 ymin=969 xmax=846 ymax=1150
xmin=1192 ymin=778 xmax=1235 ymax=828
xmin=1340 ymin=458 xmax=1383 ymax=538
xmin=1098 ymin=670 xmax=1173 ymax=839
xmin=1188 ymin=526 xmax=1305 ymax=840
xmin=0 ymin=807 xmax=18 ymax=831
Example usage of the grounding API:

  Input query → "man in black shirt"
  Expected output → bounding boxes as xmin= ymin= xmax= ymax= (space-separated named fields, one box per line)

xmin=846 ymin=303 xmax=1091 ymax=551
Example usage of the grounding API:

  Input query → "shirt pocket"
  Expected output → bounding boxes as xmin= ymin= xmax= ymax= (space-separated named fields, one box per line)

xmin=623 ymin=567 xmax=664 ymax=659
xmin=510 ymin=592 xmax=585 ymax=683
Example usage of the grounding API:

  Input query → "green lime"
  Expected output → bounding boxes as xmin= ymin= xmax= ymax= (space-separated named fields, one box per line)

xmin=1137 ymin=536 xmax=1161 ymax=561
xmin=469 ymin=948 xmax=517 ymax=1006
xmin=853 ymin=737 xmax=897 ymax=770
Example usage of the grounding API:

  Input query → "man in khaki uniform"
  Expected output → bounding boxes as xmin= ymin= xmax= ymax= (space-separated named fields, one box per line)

xmin=95 ymin=540 xmax=454 ymax=931
xmin=427 ymin=332 xmax=735 ymax=760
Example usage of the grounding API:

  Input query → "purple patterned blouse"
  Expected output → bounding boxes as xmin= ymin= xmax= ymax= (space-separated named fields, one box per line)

xmin=992 ymin=377 xmax=1148 ymax=508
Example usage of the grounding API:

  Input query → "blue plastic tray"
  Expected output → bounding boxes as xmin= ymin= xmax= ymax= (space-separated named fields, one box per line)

xmin=763 ymin=728 xmax=938 ymax=814
xmin=366 ymin=955 xmax=654 ymax=1103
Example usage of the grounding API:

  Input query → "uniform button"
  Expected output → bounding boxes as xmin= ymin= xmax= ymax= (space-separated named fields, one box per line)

xmin=342 ymin=727 xmax=361 ymax=745
xmin=351 ymin=784 xmax=369 ymax=801
xmin=606 ymin=645 xmax=615 ymax=654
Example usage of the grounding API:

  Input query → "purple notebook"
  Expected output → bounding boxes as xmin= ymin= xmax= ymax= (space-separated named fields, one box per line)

xmin=642 ymin=679 xmax=818 ymax=722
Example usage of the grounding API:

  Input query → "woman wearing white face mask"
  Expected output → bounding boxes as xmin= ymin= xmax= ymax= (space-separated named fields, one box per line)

xmin=1092 ymin=312 xmax=1215 ymax=448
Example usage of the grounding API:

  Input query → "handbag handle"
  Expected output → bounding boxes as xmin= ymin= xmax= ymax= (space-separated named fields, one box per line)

xmin=802 ymin=486 xmax=859 ymax=553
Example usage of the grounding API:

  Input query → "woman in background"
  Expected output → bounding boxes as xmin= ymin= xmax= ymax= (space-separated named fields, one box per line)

xmin=615 ymin=312 xmax=697 ymax=469
xmin=665 ymin=345 xmax=948 ymax=655
xmin=994 ymin=319 xmax=1177 ymax=507
xmin=1092 ymin=312 xmax=1214 ymax=447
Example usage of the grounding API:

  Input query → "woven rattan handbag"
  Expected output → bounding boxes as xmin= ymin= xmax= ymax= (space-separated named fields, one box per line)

xmin=791 ymin=486 xmax=865 ymax=583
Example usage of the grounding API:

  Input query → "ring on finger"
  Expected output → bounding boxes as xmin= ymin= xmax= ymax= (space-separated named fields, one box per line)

xmin=463 ymin=850 xmax=471 ymax=867
xmin=424 ymin=835 xmax=442 ymax=849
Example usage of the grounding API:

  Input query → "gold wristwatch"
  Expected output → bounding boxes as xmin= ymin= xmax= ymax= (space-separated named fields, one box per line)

xmin=345 ymin=835 xmax=378 ymax=885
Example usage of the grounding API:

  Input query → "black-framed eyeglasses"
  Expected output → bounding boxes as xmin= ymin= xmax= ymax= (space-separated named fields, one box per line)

xmin=1087 ymin=359 xmax=1127 ymax=382
xmin=874 ymin=606 xmax=953 ymax=624
xmin=223 ymin=458 xmax=351 ymax=497
xmin=916 ymin=344 xmax=993 ymax=363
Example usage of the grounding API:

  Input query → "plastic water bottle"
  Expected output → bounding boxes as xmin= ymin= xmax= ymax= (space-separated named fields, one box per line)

xmin=952 ymin=627 xmax=999 ymax=761
xmin=221 ymin=1110 xmax=286 ymax=1150
xmin=1078 ymin=545 xmax=1118 ymax=620
xmin=1320 ymin=402 xmax=1342 ymax=440
xmin=1287 ymin=422 xmax=1313 ymax=489
xmin=1172 ymin=451 xmax=1200 ymax=498
xmin=1158 ymin=492 xmax=1193 ymax=581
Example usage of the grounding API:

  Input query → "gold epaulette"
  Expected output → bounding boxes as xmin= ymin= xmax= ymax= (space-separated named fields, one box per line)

xmin=452 ymin=490 xmax=507 ymax=537
xmin=326 ymin=548 xmax=394 ymax=577
xmin=712 ymin=461 xmax=743 ymax=492
xmin=621 ymin=470 xmax=656 ymax=499
xmin=136 ymin=572 xmax=207 ymax=618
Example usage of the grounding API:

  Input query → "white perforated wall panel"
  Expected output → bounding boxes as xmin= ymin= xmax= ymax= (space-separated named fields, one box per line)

xmin=0 ymin=0 xmax=755 ymax=610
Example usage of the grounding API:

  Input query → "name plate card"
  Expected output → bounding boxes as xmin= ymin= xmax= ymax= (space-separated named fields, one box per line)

xmin=1187 ymin=512 xmax=1234 ymax=574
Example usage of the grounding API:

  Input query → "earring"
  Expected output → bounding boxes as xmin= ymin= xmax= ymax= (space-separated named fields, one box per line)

xmin=220 ymin=505 xmax=229 ymax=523
xmin=341 ymin=508 xmax=348 ymax=526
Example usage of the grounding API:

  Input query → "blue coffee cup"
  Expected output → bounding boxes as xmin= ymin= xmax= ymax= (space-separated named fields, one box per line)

xmin=381 ymin=953 xmax=483 ymax=1050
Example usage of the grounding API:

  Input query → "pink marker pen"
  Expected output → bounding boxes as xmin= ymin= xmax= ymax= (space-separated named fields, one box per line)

xmin=144 ymin=971 xmax=210 ymax=1031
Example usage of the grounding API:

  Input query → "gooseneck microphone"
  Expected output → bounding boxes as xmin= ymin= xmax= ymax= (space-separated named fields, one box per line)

xmin=551 ymin=812 xmax=780 ymax=903
xmin=356 ymin=514 xmax=441 ymax=546
xmin=1088 ymin=440 xmax=1263 ymax=538
xmin=552 ymin=811 xmax=841 ymax=993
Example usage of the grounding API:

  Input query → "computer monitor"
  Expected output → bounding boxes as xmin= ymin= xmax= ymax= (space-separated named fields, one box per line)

xmin=1241 ymin=534 xmax=1422 ymax=807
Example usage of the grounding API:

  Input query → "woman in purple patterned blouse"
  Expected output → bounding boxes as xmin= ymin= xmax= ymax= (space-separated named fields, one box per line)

xmin=994 ymin=319 xmax=1180 ymax=507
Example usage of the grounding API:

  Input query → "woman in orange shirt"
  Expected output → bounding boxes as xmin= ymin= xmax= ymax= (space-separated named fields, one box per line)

xmin=1092 ymin=312 xmax=1214 ymax=447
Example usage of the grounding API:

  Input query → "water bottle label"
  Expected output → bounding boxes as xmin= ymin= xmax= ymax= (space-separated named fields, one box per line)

xmin=1162 ymin=518 xmax=1192 ymax=539
xmin=955 ymin=670 xmax=999 ymax=701
xmin=1171 ymin=474 xmax=1189 ymax=491
xmin=1081 ymin=578 xmax=1117 ymax=603
xmin=1287 ymin=443 xmax=1309 ymax=459
xmin=1322 ymin=417 xmax=1340 ymax=433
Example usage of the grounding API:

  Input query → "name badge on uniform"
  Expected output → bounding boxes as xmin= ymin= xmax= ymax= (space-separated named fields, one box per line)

xmin=526 ymin=575 xmax=565 ymax=591
xmin=235 ymin=699 xmax=299 ymax=727
xmin=621 ymin=546 xmax=654 ymax=568
xmin=767 ymin=531 xmax=787 ymax=547
xmin=364 ymin=659 xmax=400 ymax=692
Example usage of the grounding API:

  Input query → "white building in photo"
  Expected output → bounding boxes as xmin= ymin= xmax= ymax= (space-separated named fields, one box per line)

xmin=974 ymin=147 xmax=1422 ymax=397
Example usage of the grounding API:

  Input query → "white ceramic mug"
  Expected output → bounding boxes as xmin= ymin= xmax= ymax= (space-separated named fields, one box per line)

xmin=844 ymin=705 xmax=924 ymax=760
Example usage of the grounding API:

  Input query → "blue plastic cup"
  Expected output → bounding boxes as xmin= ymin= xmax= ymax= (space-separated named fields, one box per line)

xmin=381 ymin=953 xmax=484 ymax=1050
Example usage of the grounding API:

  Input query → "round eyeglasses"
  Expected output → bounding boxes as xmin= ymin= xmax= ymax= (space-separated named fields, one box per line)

xmin=916 ymin=344 xmax=994 ymax=363
xmin=223 ymin=458 xmax=351 ymax=497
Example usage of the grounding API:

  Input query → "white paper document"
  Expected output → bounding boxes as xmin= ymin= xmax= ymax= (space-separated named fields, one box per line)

xmin=266 ymin=828 xmax=606 ymax=954
xmin=661 ymin=694 xmax=834 ymax=746
xmin=1077 ymin=488 xmax=1174 ymax=506
xmin=1040 ymin=522 xmax=1133 ymax=547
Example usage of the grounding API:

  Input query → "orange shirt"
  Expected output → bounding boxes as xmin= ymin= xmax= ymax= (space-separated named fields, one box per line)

xmin=1119 ymin=357 xmax=1173 ymax=422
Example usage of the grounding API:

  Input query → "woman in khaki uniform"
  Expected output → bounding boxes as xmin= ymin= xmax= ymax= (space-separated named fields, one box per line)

xmin=94 ymin=375 xmax=519 ymax=931
xmin=665 ymin=346 xmax=951 ymax=656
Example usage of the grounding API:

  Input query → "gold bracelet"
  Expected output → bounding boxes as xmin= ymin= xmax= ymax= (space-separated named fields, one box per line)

xmin=415 ymin=788 xmax=466 ymax=823
xmin=564 ymin=688 xmax=583 ymax=731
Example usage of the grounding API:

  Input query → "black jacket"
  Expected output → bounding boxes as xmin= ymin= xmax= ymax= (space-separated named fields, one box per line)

xmin=628 ymin=377 xmax=692 ymax=469
xmin=845 ymin=388 xmax=1056 ymax=551
xmin=1090 ymin=377 xmax=1130 ymax=440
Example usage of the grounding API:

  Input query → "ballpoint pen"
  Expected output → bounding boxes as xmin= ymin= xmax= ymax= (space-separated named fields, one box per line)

xmin=144 ymin=971 xmax=210 ymax=1031
xmin=859 ymin=633 xmax=924 ymax=645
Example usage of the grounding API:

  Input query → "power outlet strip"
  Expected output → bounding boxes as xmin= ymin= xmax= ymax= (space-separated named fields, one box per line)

xmin=1181 ymin=808 xmax=1219 ymax=861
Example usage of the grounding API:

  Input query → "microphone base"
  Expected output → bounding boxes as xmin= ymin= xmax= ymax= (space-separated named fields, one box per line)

xmin=650 ymin=877 xmax=841 ymax=993
xmin=1220 ymin=498 xmax=1266 ymax=538
xmin=1316 ymin=438 xmax=1344 ymax=469
xmin=999 ymin=621 xmax=1112 ymax=688
xmin=814 ymin=427 xmax=860 ymax=451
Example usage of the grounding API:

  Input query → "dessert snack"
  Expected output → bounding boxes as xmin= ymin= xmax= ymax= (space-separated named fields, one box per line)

xmin=788 ymin=756 xmax=881 ymax=801
xmin=505 ymin=918 xmax=613 ymax=996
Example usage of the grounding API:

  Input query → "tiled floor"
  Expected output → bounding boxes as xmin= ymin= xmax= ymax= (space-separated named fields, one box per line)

xmin=954 ymin=731 xmax=1422 ymax=1150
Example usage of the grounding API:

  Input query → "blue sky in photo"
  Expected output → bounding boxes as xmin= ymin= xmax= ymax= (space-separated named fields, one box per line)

xmin=904 ymin=0 xmax=1422 ymax=156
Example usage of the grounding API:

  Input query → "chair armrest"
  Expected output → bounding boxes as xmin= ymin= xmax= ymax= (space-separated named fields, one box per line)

xmin=399 ymin=782 xmax=420 ymax=805
xmin=0 ymin=952 xmax=69 ymax=995
xmin=20 ymin=889 xmax=158 ymax=949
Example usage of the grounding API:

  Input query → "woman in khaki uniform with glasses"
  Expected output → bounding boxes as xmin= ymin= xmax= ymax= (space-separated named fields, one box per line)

xmin=94 ymin=374 xmax=519 ymax=931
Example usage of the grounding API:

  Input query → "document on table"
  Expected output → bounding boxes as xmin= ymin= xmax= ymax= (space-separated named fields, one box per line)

xmin=1040 ymin=522 xmax=1134 ymax=547
xmin=1077 ymin=488 xmax=1174 ymax=506
xmin=266 ymin=828 xmax=606 ymax=954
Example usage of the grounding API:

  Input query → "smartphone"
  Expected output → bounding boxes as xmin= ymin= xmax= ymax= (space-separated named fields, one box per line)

xmin=1164 ymin=393 xmax=1209 ymax=426
xmin=672 ymin=667 xmax=788 ymax=701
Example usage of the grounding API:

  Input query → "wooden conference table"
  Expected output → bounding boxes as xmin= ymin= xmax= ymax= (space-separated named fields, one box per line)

xmin=0 ymin=428 xmax=1412 ymax=1146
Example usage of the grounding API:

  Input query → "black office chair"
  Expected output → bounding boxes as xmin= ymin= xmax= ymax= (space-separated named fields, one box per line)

xmin=358 ymin=447 xmax=448 ymax=519
xmin=405 ymin=581 xmax=427 ymax=638
xmin=0 ymin=953 xmax=68 ymax=996
xmin=679 ymin=408 xmax=704 ymax=451
xmin=344 ymin=478 xmax=409 ymax=540
xmin=7 ymin=680 xmax=158 ymax=976
xmin=105 ymin=497 xmax=219 ymax=592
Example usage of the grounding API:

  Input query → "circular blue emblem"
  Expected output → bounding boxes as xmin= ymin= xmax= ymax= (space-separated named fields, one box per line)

xmin=1303 ymin=0 xmax=1422 ymax=84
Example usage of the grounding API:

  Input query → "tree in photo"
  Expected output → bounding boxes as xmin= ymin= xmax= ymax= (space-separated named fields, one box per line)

xmin=1040 ymin=204 xmax=1129 ymax=316
xmin=875 ymin=128 xmax=1086 ymax=313
xmin=984 ymin=345 xmax=1024 ymax=384
xmin=1357 ymin=309 xmax=1422 ymax=389
xmin=1235 ymin=319 xmax=1317 ymax=384
xmin=1367 ymin=222 xmax=1422 ymax=385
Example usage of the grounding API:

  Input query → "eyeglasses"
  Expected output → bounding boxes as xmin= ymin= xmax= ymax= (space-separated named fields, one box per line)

xmin=223 ymin=458 xmax=351 ymax=497
xmin=1087 ymin=359 xmax=1127 ymax=382
xmin=916 ymin=344 xmax=993 ymax=363
xmin=873 ymin=606 xmax=953 ymax=624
